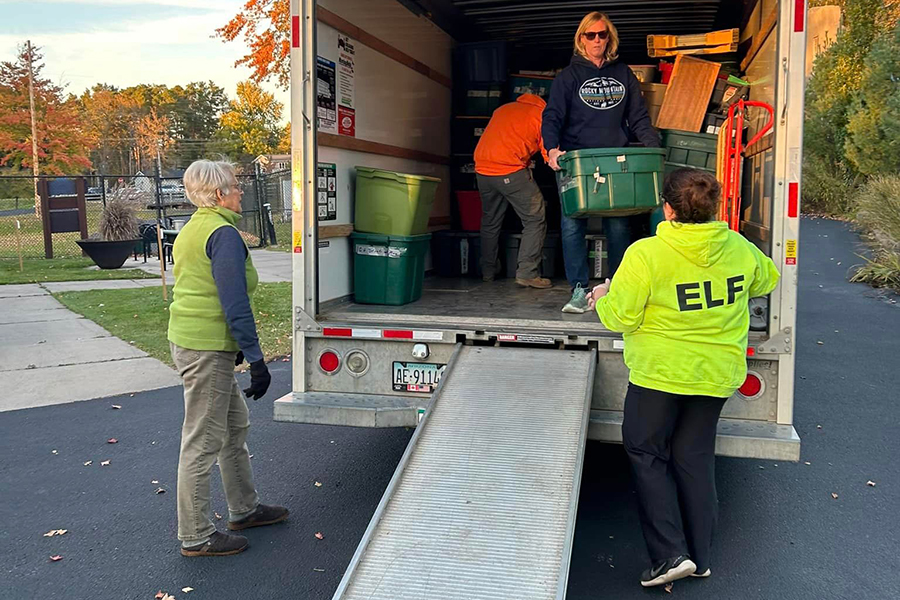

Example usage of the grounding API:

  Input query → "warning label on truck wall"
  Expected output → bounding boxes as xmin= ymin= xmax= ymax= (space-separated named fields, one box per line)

xmin=785 ymin=239 xmax=797 ymax=265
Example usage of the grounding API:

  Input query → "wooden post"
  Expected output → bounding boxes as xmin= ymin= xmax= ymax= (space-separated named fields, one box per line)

xmin=16 ymin=219 xmax=23 ymax=272
xmin=38 ymin=179 xmax=53 ymax=259
xmin=26 ymin=41 xmax=41 ymax=218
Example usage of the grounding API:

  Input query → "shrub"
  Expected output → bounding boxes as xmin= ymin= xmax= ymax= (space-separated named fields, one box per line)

xmin=98 ymin=187 xmax=141 ymax=241
xmin=850 ymin=175 xmax=900 ymax=291
xmin=802 ymin=156 xmax=860 ymax=216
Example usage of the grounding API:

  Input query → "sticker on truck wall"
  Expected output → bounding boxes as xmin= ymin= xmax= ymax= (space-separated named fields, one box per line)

xmin=317 ymin=163 xmax=337 ymax=221
xmin=785 ymin=239 xmax=798 ymax=265
xmin=293 ymin=231 xmax=302 ymax=253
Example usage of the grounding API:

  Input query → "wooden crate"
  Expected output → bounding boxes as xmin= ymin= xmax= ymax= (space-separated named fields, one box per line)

xmin=647 ymin=28 xmax=739 ymax=58
xmin=655 ymin=55 xmax=721 ymax=133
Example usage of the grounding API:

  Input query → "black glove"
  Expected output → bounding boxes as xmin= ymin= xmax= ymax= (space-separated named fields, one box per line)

xmin=243 ymin=359 xmax=271 ymax=400
xmin=235 ymin=351 xmax=245 ymax=367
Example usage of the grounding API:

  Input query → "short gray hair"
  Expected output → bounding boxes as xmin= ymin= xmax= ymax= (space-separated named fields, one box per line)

xmin=183 ymin=159 xmax=237 ymax=208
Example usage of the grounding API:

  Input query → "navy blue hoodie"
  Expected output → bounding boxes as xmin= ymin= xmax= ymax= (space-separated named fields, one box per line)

xmin=542 ymin=55 xmax=660 ymax=151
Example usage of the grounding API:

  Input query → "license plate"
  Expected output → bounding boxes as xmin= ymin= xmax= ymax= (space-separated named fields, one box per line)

xmin=392 ymin=362 xmax=446 ymax=393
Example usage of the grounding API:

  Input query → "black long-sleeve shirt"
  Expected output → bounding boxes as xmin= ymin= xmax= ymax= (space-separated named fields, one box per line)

xmin=206 ymin=227 xmax=263 ymax=363
xmin=542 ymin=55 xmax=660 ymax=152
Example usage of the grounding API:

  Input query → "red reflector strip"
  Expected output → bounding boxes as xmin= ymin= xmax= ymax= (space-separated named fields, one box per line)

xmin=323 ymin=327 xmax=353 ymax=337
xmin=747 ymin=347 xmax=755 ymax=357
xmin=788 ymin=182 xmax=799 ymax=218
xmin=794 ymin=0 xmax=805 ymax=32
xmin=292 ymin=15 xmax=300 ymax=48
xmin=383 ymin=330 xmax=414 ymax=339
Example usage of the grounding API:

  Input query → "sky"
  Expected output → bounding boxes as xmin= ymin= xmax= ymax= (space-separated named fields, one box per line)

xmin=0 ymin=0 xmax=291 ymax=120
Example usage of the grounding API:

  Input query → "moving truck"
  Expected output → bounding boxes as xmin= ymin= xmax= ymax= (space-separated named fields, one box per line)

xmin=277 ymin=2 xmax=807 ymax=595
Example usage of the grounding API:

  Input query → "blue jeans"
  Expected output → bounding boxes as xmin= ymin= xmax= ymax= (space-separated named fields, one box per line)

xmin=560 ymin=213 xmax=636 ymax=288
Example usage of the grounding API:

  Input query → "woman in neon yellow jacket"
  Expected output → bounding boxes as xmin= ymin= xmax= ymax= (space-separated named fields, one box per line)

xmin=589 ymin=168 xmax=780 ymax=588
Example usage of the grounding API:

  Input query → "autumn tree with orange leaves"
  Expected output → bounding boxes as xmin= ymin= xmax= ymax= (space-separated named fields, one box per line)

xmin=216 ymin=0 xmax=292 ymax=89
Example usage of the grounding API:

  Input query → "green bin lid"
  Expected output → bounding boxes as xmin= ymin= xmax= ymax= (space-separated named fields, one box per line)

xmin=356 ymin=166 xmax=441 ymax=183
xmin=558 ymin=147 xmax=666 ymax=164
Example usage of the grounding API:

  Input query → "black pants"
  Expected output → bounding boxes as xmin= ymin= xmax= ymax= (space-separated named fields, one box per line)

xmin=622 ymin=383 xmax=727 ymax=571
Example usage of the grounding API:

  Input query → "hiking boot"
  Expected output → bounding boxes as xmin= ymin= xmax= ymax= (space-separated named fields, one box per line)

xmin=692 ymin=568 xmax=711 ymax=578
xmin=516 ymin=277 xmax=552 ymax=289
xmin=180 ymin=531 xmax=248 ymax=557
xmin=227 ymin=504 xmax=289 ymax=531
xmin=640 ymin=555 xmax=697 ymax=587
xmin=561 ymin=284 xmax=589 ymax=313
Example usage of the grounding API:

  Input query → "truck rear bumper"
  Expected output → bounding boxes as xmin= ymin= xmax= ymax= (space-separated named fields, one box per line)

xmin=274 ymin=393 xmax=801 ymax=461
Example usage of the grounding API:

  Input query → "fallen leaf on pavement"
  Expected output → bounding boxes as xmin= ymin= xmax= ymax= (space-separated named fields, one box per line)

xmin=867 ymin=481 xmax=876 ymax=487
xmin=111 ymin=405 xmax=121 ymax=410
xmin=84 ymin=461 xmax=92 ymax=466
xmin=151 ymin=480 xmax=159 ymax=484
xmin=101 ymin=460 xmax=111 ymax=466
xmin=107 ymin=438 xmax=118 ymax=444
xmin=816 ymin=341 xmax=824 ymax=345
xmin=182 ymin=587 xmax=194 ymax=593
xmin=155 ymin=592 xmax=164 ymax=600
xmin=804 ymin=461 xmax=811 ymax=466
xmin=315 ymin=532 xmax=324 ymax=540
xmin=49 ymin=555 xmax=63 ymax=562
xmin=313 ymin=568 xmax=325 ymax=573
xmin=155 ymin=488 xmax=166 ymax=494
xmin=831 ymin=493 xmax=839 ymax=499
xmin=314 ymin=481 xmax=322 ymax=487
xmin=664 ymin=582 xmax=673 ymax=593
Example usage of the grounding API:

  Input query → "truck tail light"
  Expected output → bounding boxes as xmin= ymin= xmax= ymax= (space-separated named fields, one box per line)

xmin=738 ymin=372 xmax=763 ymax=399
xmin=319 ymin=350 xmax=341 ymax=374
xmin=345 ymin=350 xmax=370 ymax=376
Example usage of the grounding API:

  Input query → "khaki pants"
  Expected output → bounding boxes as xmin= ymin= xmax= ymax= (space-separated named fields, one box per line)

xmin=171 ymin=343 xmax=259 ymax=542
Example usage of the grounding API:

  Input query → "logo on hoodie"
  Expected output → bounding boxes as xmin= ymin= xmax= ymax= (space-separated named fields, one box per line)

xmin=579 ymin=77 xmax=626 ymax=110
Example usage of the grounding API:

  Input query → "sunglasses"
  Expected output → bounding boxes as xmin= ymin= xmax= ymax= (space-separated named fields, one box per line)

xmin=582 ymin=30 xmax=609 ymax=41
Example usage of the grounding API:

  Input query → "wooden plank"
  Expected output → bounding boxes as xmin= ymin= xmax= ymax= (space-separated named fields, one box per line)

xmin=317 ymin=7 xmax=452 ymax=89
xmin=320 ymin=223 xmax=354 ymax=239
xmin=318 ymin=132 xmax=450 ymax=165
xmin=741 ymin=7 xmax=778 ymax=71
xmin=650 ymin=43 xmax=740 ymax=58
xmin=656 ymin=55 xmax=721 ymax=133
xmin=647 ymin=29 xmax=739 ymax=57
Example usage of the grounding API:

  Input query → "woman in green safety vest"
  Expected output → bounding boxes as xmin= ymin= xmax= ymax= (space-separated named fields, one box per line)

xmin=167 ymin=159 xmax=288 ymax=557
xmin=588 ymin=168 xmax=780 ymax=588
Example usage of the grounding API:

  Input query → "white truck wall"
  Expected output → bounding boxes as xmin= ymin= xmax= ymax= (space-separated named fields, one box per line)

xmin=315 ymin=1 xmax=453 ymax=302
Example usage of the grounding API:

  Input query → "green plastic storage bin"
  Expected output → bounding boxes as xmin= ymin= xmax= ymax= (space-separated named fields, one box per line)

xmin=355 ymin=167 xmax=441 ymax=236
xmin=662 ymin=130 xmax=718 ymax=171
xmin=556 ymin=148 xmax=665 ymax=217
xmin=351 ymin=232 xmax=431 ymax=305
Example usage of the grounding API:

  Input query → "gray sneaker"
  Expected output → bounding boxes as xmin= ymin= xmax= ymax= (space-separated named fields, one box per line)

xmin=562 ymin=284 xmax=589 ymax=314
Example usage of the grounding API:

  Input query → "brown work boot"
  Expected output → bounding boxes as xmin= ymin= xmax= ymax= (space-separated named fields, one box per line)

xmin=227 ymin=504 xmax=289 ymax=531
xmin=181 ymin=531 xmax=248 ymax=557
xmin=516 ymin=277 xmax=552 ymax=289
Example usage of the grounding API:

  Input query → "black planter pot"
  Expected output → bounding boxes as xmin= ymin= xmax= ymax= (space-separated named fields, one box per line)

xmin=76 ymin=238 xmax=140 ymax=269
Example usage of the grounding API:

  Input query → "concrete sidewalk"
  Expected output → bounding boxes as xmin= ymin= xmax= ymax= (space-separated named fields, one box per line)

xmin=0 ymin=284 xmax=182 ymax=412
xmin=119 ymin=248 xmax=291 ymax=284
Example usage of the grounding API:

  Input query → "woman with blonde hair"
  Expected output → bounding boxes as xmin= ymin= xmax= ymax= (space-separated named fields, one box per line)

xmin=542 ymin=11 xmax=660 ymax=314
xmin=167 ymin=159 xmax=288 ymax=556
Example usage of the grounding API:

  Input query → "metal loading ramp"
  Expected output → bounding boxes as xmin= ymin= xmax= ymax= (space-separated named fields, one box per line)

xmin=333 ymin=346 xmax=596 ymax=600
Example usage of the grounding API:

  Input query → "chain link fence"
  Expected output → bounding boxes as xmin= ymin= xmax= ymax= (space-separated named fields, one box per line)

xmin=0 ymin=170 xmax=284 ymax=260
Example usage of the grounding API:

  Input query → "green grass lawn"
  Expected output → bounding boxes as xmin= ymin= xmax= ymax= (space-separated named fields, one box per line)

xmin=0 ymin=257 xmax=159 ymax=285
xmin=53 ymin=282 xmax=293 ymax=367
xmin=0 ymin=198 xmax=35 ymax=211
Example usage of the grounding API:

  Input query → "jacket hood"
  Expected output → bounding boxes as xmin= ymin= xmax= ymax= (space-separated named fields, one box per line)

xmin=570 ymin=54 xmax=619 ymax=69
xmin=655 ymin=220 xmax=730 ymax=268
xmin=515 ymin=93 xmax=546 ymax=109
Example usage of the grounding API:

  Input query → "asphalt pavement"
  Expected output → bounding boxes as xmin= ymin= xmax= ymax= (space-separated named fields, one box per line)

xmin=2 ymin=218 xmax=898 ymax=599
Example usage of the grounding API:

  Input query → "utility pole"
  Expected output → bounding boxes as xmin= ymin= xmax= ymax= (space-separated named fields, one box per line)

xmin=26 ymin=40 xmax=41 ymax=217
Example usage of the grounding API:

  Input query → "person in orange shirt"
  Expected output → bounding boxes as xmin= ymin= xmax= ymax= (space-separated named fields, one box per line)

xmin=474 ymin=93 xmax=552 ymax=289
